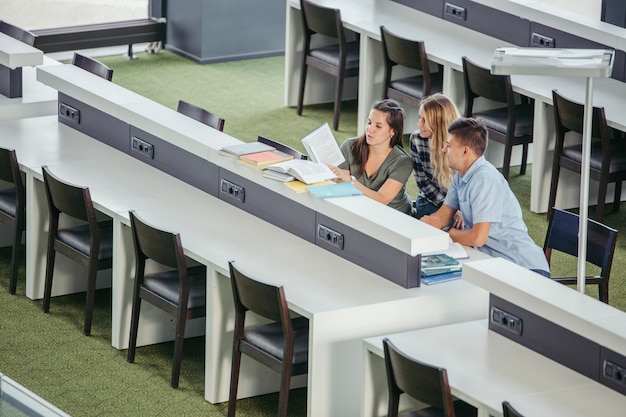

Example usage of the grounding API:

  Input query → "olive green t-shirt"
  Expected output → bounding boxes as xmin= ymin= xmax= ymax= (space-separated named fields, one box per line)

xmin=338 ymin=138 xmax=413 ymax=214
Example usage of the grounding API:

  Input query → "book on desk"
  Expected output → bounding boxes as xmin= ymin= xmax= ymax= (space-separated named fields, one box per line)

xmin=262 ymin=159 xmax=336 ymax=184
xmin=420 ymin=253 xmax=462 ymax=285
xmin=218 ymin=141 xmax=275 ymax=158
xmin=306 ymin=181 xmax=362 ymax=198
xmin=301 ymin=122 xmax=345 ymax=166
xmin=240 ymin=150 xmax=293 ymax=166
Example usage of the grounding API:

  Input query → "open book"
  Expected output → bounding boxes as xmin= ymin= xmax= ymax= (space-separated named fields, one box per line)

xmin=262 ymin=159 xmax=336 ymax=184
xmin=301 ymin=122 xmax=345 ymax=166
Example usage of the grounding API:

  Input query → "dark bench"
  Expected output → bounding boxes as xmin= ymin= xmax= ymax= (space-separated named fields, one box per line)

xmin=33 ymin=18 xmax=166 ymax=59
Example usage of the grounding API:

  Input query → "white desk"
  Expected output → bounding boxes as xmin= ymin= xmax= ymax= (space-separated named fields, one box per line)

xmin=363 ymin=320 xmax=626 ymax=417
xmin=285 ymin=0 xmax=626 ymax=214
xmin=0 ymin=115 xmax=489 ymax=417
xmin=0 ymin=32 xmax=42 ymax=69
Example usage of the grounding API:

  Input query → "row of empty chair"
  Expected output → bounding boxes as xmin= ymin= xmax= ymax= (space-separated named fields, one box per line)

xmin=294 ymin=0 xmax=626 ymax=223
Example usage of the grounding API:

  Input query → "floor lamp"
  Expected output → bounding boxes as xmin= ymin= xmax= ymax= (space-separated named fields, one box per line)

xmin=491 ymin=47 xmax=614 ymax=293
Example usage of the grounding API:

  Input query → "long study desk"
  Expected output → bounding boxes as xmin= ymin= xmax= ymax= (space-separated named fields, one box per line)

xmin=363 ymin=319 xmax=626 ymax=417
xmin=0 ymin=114 xmax=489 ymax=417
xmin=285 ymin=0 xmax=626 ymax=214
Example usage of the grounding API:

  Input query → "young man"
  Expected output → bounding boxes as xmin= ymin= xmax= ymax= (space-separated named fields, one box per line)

xmin=421 ymin=117 xmax=550 ymax=276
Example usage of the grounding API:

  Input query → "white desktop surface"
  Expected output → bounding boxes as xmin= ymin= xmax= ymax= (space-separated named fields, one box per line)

xmin=285 ymin=0 xmax=626 ymax=214
xmin=0 ymin=115 xmax=489 ymax=417
xmin=0 ymin=33 xmax=43 ymax=69
xmin=363 ymin=320 xmax=626 ymax=417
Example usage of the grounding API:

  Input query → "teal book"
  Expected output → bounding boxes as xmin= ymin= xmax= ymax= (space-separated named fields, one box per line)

xmin=421 ymin=270 xmax=463 ymax=285
xmin=421 ymin=266 xmax=462 ymax=277
xmin=421 ymin=253 xmax=460 ymax=270
xmin=306 ymin=182 xmax=362 ymax=198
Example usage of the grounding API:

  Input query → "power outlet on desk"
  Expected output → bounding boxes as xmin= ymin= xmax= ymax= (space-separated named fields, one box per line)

xmin=317 ymin=224 xmax=344 ymax=250
xmin=490 ymin=306 xmax=523 ymax=336
xmin=59 ymin=102 xmax=80 ymax=125
xmin=531 ymin=32 xmax=555 ymax=48
xmin=603 ymin=360 xmax=626 ymax=385
xmin=131 ymin=136 xmax=154 ymax=159
xmin=444 ymin=3 xmax=466 ymax=21
xmin=220 ymin=179 xmax=245 ymax=203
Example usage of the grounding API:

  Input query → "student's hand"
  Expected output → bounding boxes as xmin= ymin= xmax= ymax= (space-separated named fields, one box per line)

xmin=329 ymin=166 xmax=351 ymax=183
xmin=451 ymin=210 xmax=464 ymax=229
xmin=421 ymin=214 xmax=440 ymax=228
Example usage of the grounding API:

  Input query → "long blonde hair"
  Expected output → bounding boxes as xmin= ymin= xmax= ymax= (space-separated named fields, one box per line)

xmin=420 ymin=94 xmax=460 ymax=190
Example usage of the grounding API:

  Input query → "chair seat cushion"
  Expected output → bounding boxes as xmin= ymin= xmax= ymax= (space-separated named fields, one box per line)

xmin=390 ymin=73 xmax=443 ymax=98
xmin=562 ymin=141 xmax=626 ymax=173
xmin=57 ymin=220 xmax=113 ymax=259
xmin=309 ymin=40 xmax=359 ymax=70
xmin=243 ymin=316 xmax=309 ymax=365
xmin=142 ymin=265 xmax=207 ymax=309
xmin=473 ymin=103 xmax=533 ymax=137
xmin=0 ymin=188 xmax=17 ymax=217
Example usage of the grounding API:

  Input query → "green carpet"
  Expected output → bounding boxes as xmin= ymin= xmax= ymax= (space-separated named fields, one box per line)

xmin=1 ymin=49 xmax=625 ymax=416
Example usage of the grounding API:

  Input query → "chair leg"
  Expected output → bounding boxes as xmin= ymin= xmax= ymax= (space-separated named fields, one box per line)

xmin=333 ymin=71 xmax=346 ymax=131
xmin=170 ymin=309 xmax=188 ymax=388
xmin=547 ymin=164 xmax=561 ymax=221
xmin=277 ymin=359 xmax=294 ymax=417
xmin=501 ymin=143 xmax=512 ymax=181
xmin=8 ymin=226 xmax=22 ymax=295
xmin=42 ymin=246 xmax=56 ymax=313
xmin=227 ymin=341 xmax=243 ymax=417
xmin=520 ymin=143 xmax=529 ymax=176
xmin=596 ymin=179 xmax=608 ymax=221
xmin=600 ymin=282 xmax=609 ymax=304
xmin=297 ymin=61 xmax=308 ymax=116
xmin=127 ymin=297 xmax=142 ymax=364
xmin=83 ymin=259 xmax=100 ymax=336
xmin=613 ymin=180 xmax=622 ymax=213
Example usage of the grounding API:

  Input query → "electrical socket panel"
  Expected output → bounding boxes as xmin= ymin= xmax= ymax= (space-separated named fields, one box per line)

xmin=490 ymin=306 xmax=523 ymax=336
xmin=603 ymin=360 xmax=626 ymax=385
xmin=444 ymin=3 xmax=466 ymax=21
xmin=59 ymin=102 xmax=80 ymax=125
xmin=131 ymin=137 xmax=154 ymax=159
xmin=317 ymin=224 xmax=344 ymax=250
xmin=531 ymin=32 xmax=555 ymax=48
xmin=220 ymin=179 xmax=245 ymax=203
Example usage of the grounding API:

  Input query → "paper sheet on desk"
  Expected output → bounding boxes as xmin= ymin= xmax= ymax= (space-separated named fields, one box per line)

xmin=423 ymin=238 xmax=468 ymax=259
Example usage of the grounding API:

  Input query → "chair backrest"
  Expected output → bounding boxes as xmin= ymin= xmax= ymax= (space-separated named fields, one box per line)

xmin=0 ymin=147 xmax=25 ymax=200
xmin=380 ymin=26 xmax=428 ymax=72
xmin=462 ymin=56 xmax=512 ymax=113
xmin=257 ymin=135 xmax=307 ymax=160
xmin=42 ymin=165 xmax=93 ymax=223
xmin=552 ymin=89 xmax=609 ymax=145
xmin=129 ymin=210 xmax=187 ymax=271
xmin=544 ymin=208 xmax=617 ymax=277
xmin=502 ymin=401 xmax=524 ymax=417
xmin=383 ymin=337 xmax=456 ymax=417
xmin=228 ymin=260 xmax=291 ymax=327
xmin=177 ymin=100 xmax=225 ymax=132
xmin=300 ymin=0 xmax=346 ymax=46
xmin=0 ymin=21 xmax=36 ymax=46
xmin=72 ymin=53 xmax=113 ymax=81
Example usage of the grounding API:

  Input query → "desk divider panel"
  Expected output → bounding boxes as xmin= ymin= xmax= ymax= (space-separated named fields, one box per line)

xmin=488 ymin=294 xmax=601 ymax=383
xmin=128 ymin=126 xmax=219 ymax=196
xmin=0 ymin=65 xmax=22 ymax=98
xmin=390 ymin=0 xmax=443 ymax=18
xmin=57 ymin=93 xmax=129 ymax=152
xmin=217 ymin=168 xmax=316 ymax=242
xmin=315 ymin=213 xmax=421 ymax=288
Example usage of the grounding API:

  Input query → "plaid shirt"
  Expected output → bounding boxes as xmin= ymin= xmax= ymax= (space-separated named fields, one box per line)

xmin=409 ymin=130 xmax=447 ymax=205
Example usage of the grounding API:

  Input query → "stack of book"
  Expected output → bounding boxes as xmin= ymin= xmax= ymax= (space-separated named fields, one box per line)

xmin=420 ymin=253 xmax=462 ymax=285
xmin=218 ymin=142 xmax=294 ymax=167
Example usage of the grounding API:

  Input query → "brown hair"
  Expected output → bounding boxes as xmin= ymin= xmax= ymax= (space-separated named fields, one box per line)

xmin=447 ymin=117 xmax=488 ymax=156
xmin=352 ymin=99 xmax=404 ymax=177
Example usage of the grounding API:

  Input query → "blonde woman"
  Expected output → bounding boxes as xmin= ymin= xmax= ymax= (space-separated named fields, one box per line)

xmin=410 ymin=93 xmax=461 ymax=222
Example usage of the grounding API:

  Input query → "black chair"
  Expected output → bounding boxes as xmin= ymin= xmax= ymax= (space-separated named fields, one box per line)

xmin=502 ymin=401 xmax=524 ymax=417
xmin=297 ymin=0 xmax=360 ymax=131
xmin=0 ymin=148 xmax=25 ymax=295
xmin=549 ymin=89 xmax=626 ymax=222
xmin=544 ymin=208 xmax=617 ymax=304
xmin=126 ymin=210 xmax=207 ymax=389
xmin=462 ymin=56 xmax=534 ymax=180
xmin=72 ymin=53 xmax=113 ymax=81
xmin=383 ymin=337 xmax=477 ymax=417
xmin=380 ymin=25 xmax=443 ymax=111
xmin=41 ymin=165 xmax=113 ymax=336
xmin=258 ymin=135 xmax=308 ymax=160
xmin=227 ymin=260 xmax=309 ymax=417
xmin=177 ymin=99 xmax=225 ymax=132
xmin=0 ymin=21 xmax=36 ymax=46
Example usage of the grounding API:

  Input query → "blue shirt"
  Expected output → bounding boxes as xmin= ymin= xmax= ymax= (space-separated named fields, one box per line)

xmin=444 ymin=156 xmax=550 ymax=273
